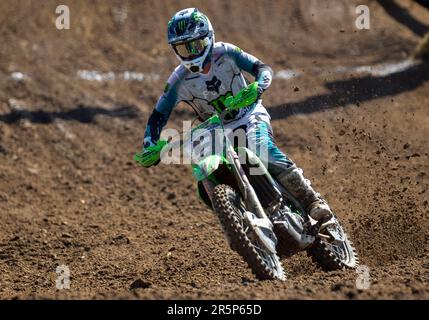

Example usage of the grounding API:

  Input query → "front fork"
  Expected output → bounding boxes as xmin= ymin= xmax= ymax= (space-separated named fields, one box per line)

xmin=201 ymin=145 xmax=270 ymax=221
xmin=228 ymin=146 xmax=270 ymax=221
xmin=226 ymin=145 xmax=279 ymax=254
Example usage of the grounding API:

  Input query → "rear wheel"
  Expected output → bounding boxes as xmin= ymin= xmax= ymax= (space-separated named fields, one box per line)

xmin=212 ymin=184 xmax=285 ymax=281
xmin=307 ymin=217 xmax=359 ymax=270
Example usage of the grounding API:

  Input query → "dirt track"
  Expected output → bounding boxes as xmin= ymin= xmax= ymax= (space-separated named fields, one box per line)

xmin=0 ymin=0 xmax=428 ymax=299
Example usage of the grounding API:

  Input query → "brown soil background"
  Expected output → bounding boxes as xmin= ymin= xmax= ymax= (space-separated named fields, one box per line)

xmin=0 ymin=0 xmax=428 ymax=299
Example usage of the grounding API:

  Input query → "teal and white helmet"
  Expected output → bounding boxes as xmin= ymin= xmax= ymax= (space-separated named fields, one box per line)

xmin=167 ymin=8 xmax=215 ymax=73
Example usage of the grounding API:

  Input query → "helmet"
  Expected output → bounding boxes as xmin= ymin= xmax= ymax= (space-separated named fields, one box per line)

xmin=167 ymin=8 xmax=215 ymax=73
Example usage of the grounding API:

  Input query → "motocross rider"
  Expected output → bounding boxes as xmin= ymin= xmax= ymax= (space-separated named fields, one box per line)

xmin=136 ymin=8 xmax=332 ymax=222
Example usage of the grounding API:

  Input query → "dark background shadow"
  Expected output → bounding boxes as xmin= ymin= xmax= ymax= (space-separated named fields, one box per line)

xmin=268 ymin=62 xmax=429 ymax=120
xmin=377 ymin=0 xmax=429 ymax=37
xmin=4 ymin=63 xmax=427 ymax=125
xmin=0 ymin=104 xmax=139 ymax=124
xmin=415 ymin=0 xmax=429 ymax=9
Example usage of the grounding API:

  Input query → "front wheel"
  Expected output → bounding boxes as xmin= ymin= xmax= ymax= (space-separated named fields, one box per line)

xmin=212 ymin=184 xmax=285 ymax=281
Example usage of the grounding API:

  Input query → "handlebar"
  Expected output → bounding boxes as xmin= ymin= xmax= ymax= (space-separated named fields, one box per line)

xmin=134 ymin=82 xmax=260 ymax=167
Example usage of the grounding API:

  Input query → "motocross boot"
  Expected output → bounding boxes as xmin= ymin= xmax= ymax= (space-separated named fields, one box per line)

xmin=277 ymin=167 xmax=333 ymax=222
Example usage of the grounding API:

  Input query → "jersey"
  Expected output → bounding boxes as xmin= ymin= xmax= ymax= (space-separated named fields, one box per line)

xmin=144 ymin=42 xmax=273 ymax=146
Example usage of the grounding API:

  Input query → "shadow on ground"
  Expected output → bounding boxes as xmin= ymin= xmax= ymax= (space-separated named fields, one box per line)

xmin=268 ymin=62 xmax=429 ymax=120
xmin=4 ymin=62 xmax=427 ymax=126
xmin=377 ymin=0 xmax=429 ymax=37
xmin=415 ymin=0 xmax=429 ymax=9
xmin=0 ymin=104 xmax=139 ymax=124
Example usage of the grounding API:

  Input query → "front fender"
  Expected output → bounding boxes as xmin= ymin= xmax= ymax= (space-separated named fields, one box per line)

xmin=192 ymin=155 xmax=227 ymax=181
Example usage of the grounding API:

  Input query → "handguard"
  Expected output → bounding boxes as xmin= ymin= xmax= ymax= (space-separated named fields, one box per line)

xmin=134 ymin=140 xmax=168 ymax=167
xmin=224 ymin=82 xmax=260 ymax=111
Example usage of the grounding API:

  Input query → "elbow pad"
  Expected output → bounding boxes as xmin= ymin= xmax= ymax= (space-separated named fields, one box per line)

xmin=253 ymin=61 xmax=273 ymax=91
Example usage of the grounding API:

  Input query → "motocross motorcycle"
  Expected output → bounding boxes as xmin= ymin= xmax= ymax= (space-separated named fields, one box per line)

xmin=135 ymin=82 xmax=359 ymax=280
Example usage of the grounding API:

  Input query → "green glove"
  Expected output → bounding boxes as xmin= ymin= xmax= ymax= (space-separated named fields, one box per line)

xmin=134 ymin=140 xmax=168 ymax=167
xmin=224 ymin=82 xmax=260 ymax=111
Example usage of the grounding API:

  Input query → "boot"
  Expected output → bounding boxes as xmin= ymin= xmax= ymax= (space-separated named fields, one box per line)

xmin=277 ymin=167 xmax=333 ymax=222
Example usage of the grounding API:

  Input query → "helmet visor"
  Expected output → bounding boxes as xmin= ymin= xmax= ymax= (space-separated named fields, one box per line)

xmin=173 ymin=37 xmax=208 ymax=61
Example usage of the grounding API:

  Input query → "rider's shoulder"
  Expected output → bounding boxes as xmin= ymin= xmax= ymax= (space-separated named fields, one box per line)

xmin=167 ymin=64 xmax=189 ymax=85
xmin=214 ymin=42 xmax=242 ymax=55
xmin=212 ymin=42 xmax=244 ymax=63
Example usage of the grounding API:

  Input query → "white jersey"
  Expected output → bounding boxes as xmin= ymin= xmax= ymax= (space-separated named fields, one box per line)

xmin=145 ymin=42 xmax=273 ymax=142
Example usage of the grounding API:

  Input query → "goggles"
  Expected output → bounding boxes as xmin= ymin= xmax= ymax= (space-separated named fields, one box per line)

xmin=172 ymin=37 xmax=209 ymax=61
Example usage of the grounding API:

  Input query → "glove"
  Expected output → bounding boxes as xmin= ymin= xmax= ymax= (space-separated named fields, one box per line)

xmin=224 ymin=82 xmax=260 ymax=111
xmin=134 ymin=139 xmax=168 ymax=168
